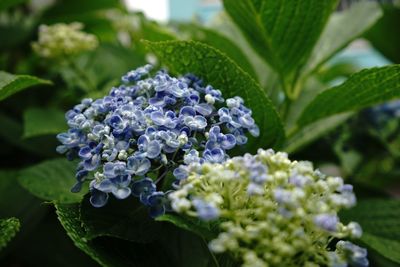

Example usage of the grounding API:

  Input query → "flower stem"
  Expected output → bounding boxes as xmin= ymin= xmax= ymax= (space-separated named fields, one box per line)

xmin=202 ymin=237 xmax=220 ymax=267
xmin=65 ymin=56 xmax=97 ymax=92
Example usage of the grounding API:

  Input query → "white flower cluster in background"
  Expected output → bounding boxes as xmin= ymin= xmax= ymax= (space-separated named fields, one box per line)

xmin=32 ymin=22 xmax=98 ymax=59
xmin=170 ymin=149 xmax=368 ymax=267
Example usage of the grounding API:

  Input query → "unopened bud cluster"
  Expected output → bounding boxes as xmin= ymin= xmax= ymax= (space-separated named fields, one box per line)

xmin=32 ymin=22 xmax=98 ymax=59
xmin=170 ymin=149 xmax=368 ymax=267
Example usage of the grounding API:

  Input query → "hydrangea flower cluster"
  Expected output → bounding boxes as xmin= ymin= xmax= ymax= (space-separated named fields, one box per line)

xmin=366 ymin=100 xmax=400 ymax=126
xmin=32 ymin=22 xmax=98 ymax=59
xmin=169 ymin=149 xmax=367 ymax=267
xmin=57 ymin=65 xmax=259 ymax=217
xmin=361 ymin=100 xmax=400 ymax=155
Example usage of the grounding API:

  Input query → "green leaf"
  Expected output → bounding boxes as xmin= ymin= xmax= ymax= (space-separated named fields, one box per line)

xmin=303 ymin=1 xmax=383 ymax=75
xmin=61 ymin=44 xmax=147 ymax=96
xmin=18 ymin=159 xmax=87 ymax=204
xmin=40 ymin=0 xmax=122 ymax=42
xmin=178 ymin=24 xmax=257 ymax=80
xmin=285 ymin=112 xmax=353 ymax=153
xmin=87 ymin=44 xmax=147 ymax=88
xmin=298 ymin=65 xmax=400 ymax=127
xmin=341 ymin=199 xmax=400 ymax=240
xmin=23 ymin=107 xmax=67 ymax=139
xmin=56 ymin=203 xmax=195 ymax=267
xmin=283 ymin=77 xmax=352 ymax=153
xmin=0 ymin=217 xmax=20 ymax=251
xmin=366 ymin=5 xmax=400 ymax=64
xmin=144 ymin=40 xmax=285 ymax=150
xmin=158 ymin=223 xmax=234 ymax=267
xmin=340 ymin=199 xmax=400 ymax=263
xmin=80 ymin=196 xmax=162 ymax=243
xmin=0 ymin=71 xmax=52 ymax=102
xmin=156 ymin=213 xmax=217 ymax=240
xmin=0 ymin=0 xmax=26 ymax=11
xmin=222 ymin=0 xmax=338 ymax=80
xmin=209 ymin=12 xmax=275 ymax=91
xmin=0 ymin=112 xmax=58 ymax=157
xmin=55 ymin=203 xmax=128 ymax=267
xmin=138 ymin=18 xmax=177 ymax=42
xmin=0 ymin=169 xmax=48 ymax=222
xmin=80 ymin=195 xmax=225 ymax=267
xmin=362 ymin=233 xmax=400 ymax=264
xmin=15 ymin=212 xmax=98 ymax=267
xmin=0 ymin=169 xmax=50 ymax=251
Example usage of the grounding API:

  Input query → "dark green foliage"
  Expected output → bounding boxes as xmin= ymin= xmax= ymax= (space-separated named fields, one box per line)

xmin=366 ymin=5 xmax=400 ymax=64
xmin=0 ymin=218 xmax=20 ymax=251
xmin=341 ymin=199 xmax=400 ymax=263
xmin=298 ymin=65 xmax=400 ymax=126
xmin=18 ymin=159 xmax=88 ymax=204
xmin=0 ymin=0 xmax=399 ymax=266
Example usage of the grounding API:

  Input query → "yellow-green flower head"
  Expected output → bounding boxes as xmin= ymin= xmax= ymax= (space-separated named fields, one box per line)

xmin=169 ymin=149 xmax=367 ymax=267
xmin=32 ymin=22 xmax=98 ymax=59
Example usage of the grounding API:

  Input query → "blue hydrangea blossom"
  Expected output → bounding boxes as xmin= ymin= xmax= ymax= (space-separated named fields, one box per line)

xmin=57 ymin=65 xmax=259 ymax=217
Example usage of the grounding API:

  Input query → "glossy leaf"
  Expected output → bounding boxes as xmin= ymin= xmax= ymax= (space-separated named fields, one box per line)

xmin=298 ymin=65 xmax=400 ymax=127
xmin=56 ymin=203 xmax=129 ymax=267
xmin=0 ymin=217 xmax=20 ymax=251
xmin=0 ymin=71 xmax=51 ymax=102
xmin=57 ymin=204 xmax=213 ymax=267
xmin=304 ymin=1 xmax=382 ymax=75
xmin=80 ymin=196 xmax=162 ymax=243
xmin=144 ymin=40 xmax=285 ymax=150
xmin=285 ymin=113 xmax=353 ymax=153
xmin=208 ymin=12 xmax=275 ymax=90
xmin=362 ymin=233 xmax=400 ymax=264
xmin=139 ymin=20 xmax=177 ymax=42
xmin=18 ymin=159 xmax=87 ymax=204
xmin=178 ymin=24 xmax=257 ymax=79
xmin=340 ymin=199 xmax=400 ymax=263
xmin=341 ymin=199 xmax=400 ymax=240
xmin=81 ymin=196 xmax=223 ymax=267
xmin=23 ymin=107 xmax=67 ymax=139
xmin=222 ymin=0 xmax=338 ymax=80
xmin=156 ymin=213 xmax=217 ymax=240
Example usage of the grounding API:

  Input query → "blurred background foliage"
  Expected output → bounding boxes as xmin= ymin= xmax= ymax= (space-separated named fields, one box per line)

xmin=0 ymin=0 xmax=399 ymax=266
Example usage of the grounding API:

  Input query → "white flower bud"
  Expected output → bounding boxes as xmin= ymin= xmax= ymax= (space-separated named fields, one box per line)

xmin=205 ymin=94 xmax=215 ymax=104
xmin=171 ymin=198 xmax=191 ymax=212
xmin=118 ymin=150 xmax=128 ymax=160
xmin=347 ymin=222 xmax=362 ymax=238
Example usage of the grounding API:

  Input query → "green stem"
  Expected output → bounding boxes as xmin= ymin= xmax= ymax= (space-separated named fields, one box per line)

xmin=203 ymin=237 xmax=220 ymax=267
xmin=281 ymin=95 xmax=292 ymax=122
xmin=65 ymin=57 xmax=97 ymax=92
xmin=286 ymin=125 xmax=299 ymax=140
xmin=291 ymin=78 xmax=304 ymax=100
